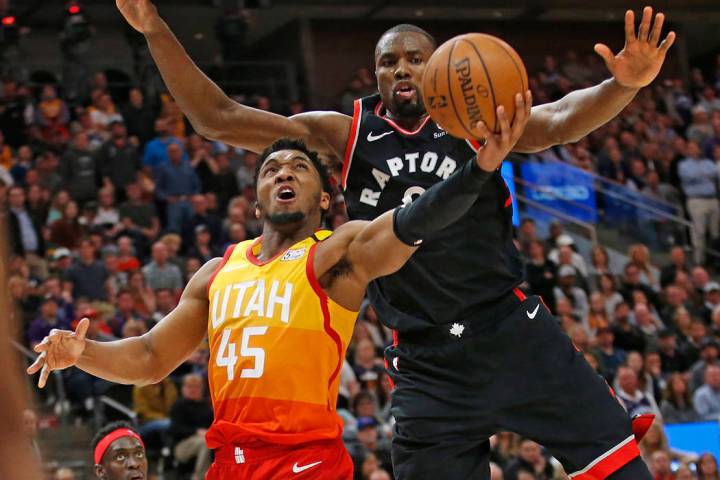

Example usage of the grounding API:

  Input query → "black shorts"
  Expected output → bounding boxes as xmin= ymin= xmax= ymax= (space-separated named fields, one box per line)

xmin=385 ymin=290 xmax=643 ymax=480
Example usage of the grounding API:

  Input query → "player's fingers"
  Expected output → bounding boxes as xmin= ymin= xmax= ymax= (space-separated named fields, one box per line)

xmin=474 ymin=121 xmax=491 ymax=144
xmin=658 ymin=31 xmax=676 ymax=55
xmin=637 ymin=6 xmax=652 ymax=41
xmin=75 ymin=317 xmax=90 ymax=341
xmin=624 ymin=10 xmax=636 ymax=43
xmin=27 ymin=352 xmax=46 ymax=375
xmin=33 ymin=337 xmax=50 ymax=353
xmin=593 ymin=44 xmax=615 ymax=71
xmin=649 ymin=12 xmax=665 ymax=47
xmin=496 ymin=106 xmax=510 ymax=144
xmin=38 ymin=363 xmax=51 ymax=389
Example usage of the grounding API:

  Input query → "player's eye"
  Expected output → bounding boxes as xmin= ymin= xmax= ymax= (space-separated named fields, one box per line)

xmin=115 ymin=453 xmax=126 ymax=461
xmin=264 ymin=167 xmax=277 ymax=175
xmin=381 ymin=59 xmax=394 ymax=67
xmin=296 ymin=163 xmax=308 ymax=170
xmin=411 ymin=56 xmax=422 ymax=64
xmin=135 ymin=451 xmax=145 ymax=459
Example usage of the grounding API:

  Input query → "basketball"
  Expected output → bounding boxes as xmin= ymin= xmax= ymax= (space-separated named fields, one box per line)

xmin=421 ymin=33 xmax=528 ymax=140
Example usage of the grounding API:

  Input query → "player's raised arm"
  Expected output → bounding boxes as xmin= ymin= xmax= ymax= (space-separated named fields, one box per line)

xmin=315 ymin=94 xmax=531 ymax=309
xmin=514 ymin=6 xmax=675 ymax=153
xmin=27 ymin=258 xmax=219 ymax=388
xmin=116 ymin=0 xmax=350 ymax=156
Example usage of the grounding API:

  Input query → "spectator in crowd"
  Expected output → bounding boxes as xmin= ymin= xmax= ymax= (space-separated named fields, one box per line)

xmin=98 ymin=121 xmax=141 ymax=199
xmin=620 ymin=262 xmax=660 ymax=309
xmin=186 ymin=224 xmax=220 ymax=263
xmin=27 ymin=296 xmax=70 ymax=349
xmin=151 ymin=288 xmax=177 ymax=325
xmin=63 ymin=238 xmax=108 ymax=302
xmin=182 ymin=193 xmax=222 ymax=248
xmin=132 ymin=377 xmax=177 ymax=440
xmin=143 ymin=118 xmax=185 ymax=171
xmin=169 ymin=374 xmax=213 ymax=479
xmin=660 ymin=373 xmax=701 ymax=424
xmin=155 ymin=142 xmax=200 ymax=233
xmin=683 ymin=320 xmax=710 ymax=366
xmin=108 ymin=288 xmax=145 ymax=337
xmin=49 ymin=200 xmax=82 ymax=250
xmin=690 ymin=340 xmax=720 ymax=392
xmin=118 ymin=182 xmax=160 ymax=247
xmin=611 ymin=301 xmax=647 ymax=354
xmin=593 ymin=326 xmax=627 ymax=382
xmin=698 ymin=452 xmax=720 ymax=480
xmin=658 ymin=329 xmax=689 ymax=374
xmin=141 ymin=241 xmax=183 ymax=294
xmin=649 ymin=450 xmax=674 ymax=480
xmin=553 ymin=265 xmax=589 ymax=321
xmin=678 ymin=141 xmax=720 ymax=264
xmin=694 ymin=363 xmax=720 ymax=421
xmin=615 ymin=365 xmax=661 ymax=417
xmin=122 ymin=88 xmax=156 ymax=146
xmin=7 ymin=185 xmax=45 ymax=273
xmin=61 ymin=132 xmax=99 ymax=205
xmin=127 ymin=270 xmax=156 ymax=318
xmin=355 ymin=416 xmax=392 ymax=474
xmin=503 ymin=438 xmax=554 ymax=480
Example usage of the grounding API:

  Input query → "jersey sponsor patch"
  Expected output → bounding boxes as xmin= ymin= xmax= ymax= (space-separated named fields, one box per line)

xmin=281 ymin=247 xmax=306 ymax=262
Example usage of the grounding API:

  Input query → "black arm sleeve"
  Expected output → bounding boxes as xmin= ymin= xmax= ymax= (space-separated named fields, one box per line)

xmin=393 ymin=159 xmax=492 ymax=246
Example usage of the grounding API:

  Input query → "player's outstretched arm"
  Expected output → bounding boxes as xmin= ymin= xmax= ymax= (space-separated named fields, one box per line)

xmin=116 ymin=0 xmax=350 ymax=156
xmin=315 ymin=94 xmax=531 ymax=310
xmin=514 ymin=6 xmax=675 ymax=153
xmin=27 ymin=258 xmax=220 ymax=388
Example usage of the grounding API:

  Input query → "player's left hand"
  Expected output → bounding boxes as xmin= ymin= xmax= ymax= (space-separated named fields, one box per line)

xmin=594 ymin=6 xmax=675 ymax=89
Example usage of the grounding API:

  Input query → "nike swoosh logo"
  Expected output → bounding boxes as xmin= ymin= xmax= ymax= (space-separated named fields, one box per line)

xmin=292 ymin=461 xmax=322 ymax=474
xmin=367 ymin=131 xmax=393 ymax=142
xmin=527 ymin=304 xmax=540 ymax=319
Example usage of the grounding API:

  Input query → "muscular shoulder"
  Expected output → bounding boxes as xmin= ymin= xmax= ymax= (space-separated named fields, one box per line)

xmin=182 ymin=257 xmax=223 ymax=301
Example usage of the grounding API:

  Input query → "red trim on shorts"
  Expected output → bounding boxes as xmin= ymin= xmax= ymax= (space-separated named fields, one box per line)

xmin=306 ymin=243 xmax=344 ymax=395
xmin=341 ymin=99 xmax=362 ymax=190
xmin=568 ymin=435 xmax=640 ymax=480
xmin=501 ymin=176 xmax=513 ymax=208
xmin=373 ymin=100 xmax=430 ymax=136
xmin=392 ymin=329 xmax=399 ymax=346
xmin=207 ymin=244 xmax=236 ymax=296
xmin=512 ymin=288 xmax=526 ymax=301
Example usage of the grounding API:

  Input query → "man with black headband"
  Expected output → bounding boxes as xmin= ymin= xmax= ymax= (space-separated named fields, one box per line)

xmin=29 ymin=112 xmax=526 ymax=479
xmin=91 ymin=421 xmax=147 ymax=480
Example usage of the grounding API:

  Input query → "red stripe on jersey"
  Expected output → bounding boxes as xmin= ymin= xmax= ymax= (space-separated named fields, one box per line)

xmin=207 ymin=244 xmax=236 ymax=296
xmin=306 ymin=243 xmax=344 ymax=400
xmin=512 ymin=288 xmax=526 ymax=301
xmin=373 ymin=100 xmax=430 ymax=136
xmin=341 ymin=99 xmax=362 ymax=190
xmin=468 ymin=139 xmax=482 ymax=151
xmin=568 ymin=436 xmax=640 ymax=480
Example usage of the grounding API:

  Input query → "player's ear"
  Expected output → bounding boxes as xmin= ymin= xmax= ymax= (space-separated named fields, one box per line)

xmin=319 ymin=191 xmax=331 ymax=211
xmin=254 ymin=202 xmax=261 ymax=219
xmin=95 ymin=465 xmax=106 ymax=479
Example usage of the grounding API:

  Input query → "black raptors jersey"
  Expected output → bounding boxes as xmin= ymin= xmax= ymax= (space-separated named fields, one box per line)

xmin=342 ymin=94 xmax=523 ymax=331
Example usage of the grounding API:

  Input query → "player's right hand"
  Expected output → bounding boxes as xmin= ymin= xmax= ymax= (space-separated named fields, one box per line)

xmin=116 ymin=0 xmax=160 ymax=34
xmin=26 ymin=318 xmax=90 ymax=389
xmin=473 ymin=90 xmax=532 ymax=172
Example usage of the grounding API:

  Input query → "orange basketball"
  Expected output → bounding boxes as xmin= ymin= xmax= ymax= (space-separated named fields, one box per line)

xmin=421 ymin=33 xmax=528 ymax=140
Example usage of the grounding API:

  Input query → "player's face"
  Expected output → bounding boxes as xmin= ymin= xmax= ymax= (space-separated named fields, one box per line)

xmin=375 ymin=32 xmax=434 ymax=119
xmin=95 ymin=437 xmax=147 ymax=480
xmin=256 ymin=149 xmax=330 ymax=227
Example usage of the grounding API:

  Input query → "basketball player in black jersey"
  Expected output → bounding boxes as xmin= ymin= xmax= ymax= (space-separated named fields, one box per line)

xmin=119 ymin=1 xmax=675 ymax=478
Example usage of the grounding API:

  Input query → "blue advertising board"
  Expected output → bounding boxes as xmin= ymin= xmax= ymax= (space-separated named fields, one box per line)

xmin=520 ymin=161 xmax=598 ymax=223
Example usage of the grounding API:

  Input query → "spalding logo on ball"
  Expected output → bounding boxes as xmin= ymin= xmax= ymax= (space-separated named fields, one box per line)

xmin=421 ymin=33 xmax=528 ymax=140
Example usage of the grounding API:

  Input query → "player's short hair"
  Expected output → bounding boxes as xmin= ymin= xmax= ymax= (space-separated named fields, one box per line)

xmin=254 ymin=138 xmax=332 ymax=196
xmin=377 ymin=24 xmax=437 ymax=52
xmin=90 ymin=421 xmax=140 ymax=453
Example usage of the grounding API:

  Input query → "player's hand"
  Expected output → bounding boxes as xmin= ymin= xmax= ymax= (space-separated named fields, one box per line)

xmin=26 ymin=318 xmax=90 ymax=389
xmin=473 ymin=90 xmax=532 ymax=172
xmin=116 ymin=0 xmax=161 ymax=35
xmin=594 ymin=6 xmax=675 ymax=89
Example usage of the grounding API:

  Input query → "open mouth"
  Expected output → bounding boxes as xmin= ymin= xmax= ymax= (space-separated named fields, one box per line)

xmin=128 ymin=473 xmax=144 ymax=480
xmin=394 ymin=83 xmax=417 ymax=100
xmin=276 ymin=185 xmax=297 ymax=202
